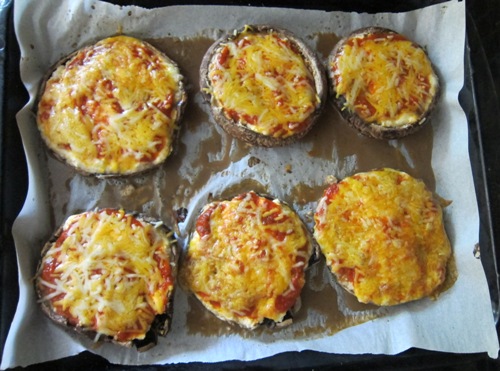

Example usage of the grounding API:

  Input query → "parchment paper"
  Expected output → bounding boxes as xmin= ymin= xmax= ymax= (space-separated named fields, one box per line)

xmin=2 ymin=0 xmax=499 ymax=368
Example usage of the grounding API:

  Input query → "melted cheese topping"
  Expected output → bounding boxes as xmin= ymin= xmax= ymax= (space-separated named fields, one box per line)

xmin=207 ymin=26 xmax=320 ymax=138
xmin=314 ymin=168 xmax=451 ymax=306
xmin=331 ymin=30 xmax=438 ymax=127
xmin=181 ymin=191 xmax=312 ymax=328
xmin=36 ymin=209 xmax=175 ymax=343
xmin=37 ymin=35 xmax=185 ymax=175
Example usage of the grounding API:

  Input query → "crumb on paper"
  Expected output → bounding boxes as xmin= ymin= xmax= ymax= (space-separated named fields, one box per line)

xmin=120 ymin=184 xmax=135 ymax=197
xmin=473 ymin=243 xmax=481 ymax=259
xmin=176 ymin=207 xmax=188 ymax=223
xmin=325 ymin=175 xmax=338 ymax=184
xmin=247 ymin=156 xmax=261 ymax=167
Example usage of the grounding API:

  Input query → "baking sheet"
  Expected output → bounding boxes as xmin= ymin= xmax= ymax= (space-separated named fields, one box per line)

xmin=1 ymin=0 xmax=499 ymax=368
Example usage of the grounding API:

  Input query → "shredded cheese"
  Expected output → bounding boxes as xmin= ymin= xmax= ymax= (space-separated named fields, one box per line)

xmin=36 ymin=209 xmax=175 ymax=343
xmin=314 ymin=168 xmax=451 ymax=306
xmin=207 ymin=27 xmax=320 ymax=138
xmin=37 ymin=35 xmax=185 ymax=175
xmin=331 ymin=30 xmax=438 ymax=127
xmin=181 ymin=191 xmax=312 ymax=328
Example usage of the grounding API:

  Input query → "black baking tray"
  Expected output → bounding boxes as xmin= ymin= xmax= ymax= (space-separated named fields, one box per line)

xmin=1 ymin=0 xmax=499 ymax=369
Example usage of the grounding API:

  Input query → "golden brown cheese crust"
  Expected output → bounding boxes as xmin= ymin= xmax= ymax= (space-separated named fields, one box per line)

xmin=180 ymin=191 xmax=313 ymax=329
xmin=200 ymin=25 xmax=326 ymax=147
xmin=35 ymin=209 xmax=177 ymax=348
xmin=36 ymin=35 xmax=187 ymax=177
xmin=313 ymin=168 xmax=451 ymax=306
xmin=328 ymin=27 xmax=440 ymax=139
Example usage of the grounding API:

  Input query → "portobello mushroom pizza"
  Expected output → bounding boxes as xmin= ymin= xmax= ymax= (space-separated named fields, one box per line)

xmin=35 ymin=209 xmax=177 ymax=350
xmin=180 ymin=191 xmax=315 ymax=329
xmin=200 ymin=25 xmax=327 ymax=147
xmin=328 ymin=27 xmax=440 ymax=139
xmin=36 ymin=35 xmax=187 ymax=177
xmin=313 ymin=168 xmax=452 ymax=306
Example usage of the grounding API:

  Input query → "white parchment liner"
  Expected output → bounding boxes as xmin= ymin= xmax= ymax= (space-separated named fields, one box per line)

xmin=1 ymin=0 xmax=499 ymax=368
